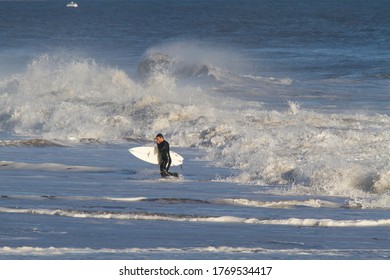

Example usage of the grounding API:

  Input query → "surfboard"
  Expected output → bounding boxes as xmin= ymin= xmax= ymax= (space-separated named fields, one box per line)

xmin=128 ymin=146 xmax=184 ymax=166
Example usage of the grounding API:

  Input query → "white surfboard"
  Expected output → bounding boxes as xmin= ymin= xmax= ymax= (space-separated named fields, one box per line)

xmin=128 ymin=146 xmax=184 ymax=166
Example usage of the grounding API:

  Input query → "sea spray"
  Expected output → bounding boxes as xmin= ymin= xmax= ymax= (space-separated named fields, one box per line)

xmin=1 ymin=51 xmax=390 ymax=200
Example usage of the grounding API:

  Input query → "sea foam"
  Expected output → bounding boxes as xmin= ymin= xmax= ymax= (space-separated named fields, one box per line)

xmin=1 ymin=48 xmax=390 ymax=202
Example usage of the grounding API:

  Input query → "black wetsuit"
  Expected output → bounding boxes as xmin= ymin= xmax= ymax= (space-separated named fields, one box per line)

xmin=157 ymin=140 xmax=171 ymax=176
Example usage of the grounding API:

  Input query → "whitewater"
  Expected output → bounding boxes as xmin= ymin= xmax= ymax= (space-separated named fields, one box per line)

xmin=1 ymin=0 xmax=390 ymax=259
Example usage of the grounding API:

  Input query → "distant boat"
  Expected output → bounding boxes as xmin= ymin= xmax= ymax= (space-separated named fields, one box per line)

xmin=66 ymin=1 xmax=78 ymax=8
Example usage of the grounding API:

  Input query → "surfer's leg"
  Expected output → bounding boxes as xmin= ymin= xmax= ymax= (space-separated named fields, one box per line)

xmin=159 ymin=161 xmax=165 ymax=172
xmin=160 ymin=159 xmax=168 ymax=177
xmin=165 ymin=156 xmax=172 ymax=172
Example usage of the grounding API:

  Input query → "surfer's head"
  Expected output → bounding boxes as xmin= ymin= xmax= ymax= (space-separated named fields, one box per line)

xmin=155 ymin=133 xmax=164 ymax=144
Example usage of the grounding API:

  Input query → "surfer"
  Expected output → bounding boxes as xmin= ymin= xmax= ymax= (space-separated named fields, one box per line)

xmin=155 ymin=133 xmax=172 ymax=177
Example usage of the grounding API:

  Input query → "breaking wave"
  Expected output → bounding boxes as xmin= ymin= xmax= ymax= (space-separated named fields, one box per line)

xmin=0 ymin=194 xmax=342 ymax=209
xmin=2 ymin=246 xmax=389 ymax=259
xmin=1 ymin=206 xmax=390 ymax=227
xmin=1 ymin=42 xmax=390 ymax=200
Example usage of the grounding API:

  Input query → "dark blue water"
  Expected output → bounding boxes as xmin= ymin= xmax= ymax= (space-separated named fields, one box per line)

xmin=1 ymin=0 xmax=388 ymax=82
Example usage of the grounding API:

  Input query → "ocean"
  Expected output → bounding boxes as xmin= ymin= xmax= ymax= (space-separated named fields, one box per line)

xmin=0 ymin=0 xmax=390 ymax=260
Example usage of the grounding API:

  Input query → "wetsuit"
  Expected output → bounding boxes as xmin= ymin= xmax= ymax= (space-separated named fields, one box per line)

xmin=157 ymin=140 xmax=171 ymax=176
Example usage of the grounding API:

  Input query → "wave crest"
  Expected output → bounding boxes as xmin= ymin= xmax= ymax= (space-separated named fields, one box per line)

xmin=2 ymin=206 xmax=390 ymax=227
xmin=1 ymin=48 xmax=390 ymax=199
